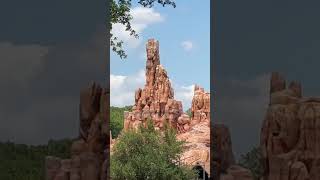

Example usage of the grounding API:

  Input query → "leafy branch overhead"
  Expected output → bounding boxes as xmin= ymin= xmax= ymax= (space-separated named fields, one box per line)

xmin=110 ymin=0 xmax=176 ymax=59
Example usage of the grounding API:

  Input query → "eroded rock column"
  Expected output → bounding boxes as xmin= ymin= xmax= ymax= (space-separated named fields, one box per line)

xmin=46 ymin=83 xmax=109 ymax=180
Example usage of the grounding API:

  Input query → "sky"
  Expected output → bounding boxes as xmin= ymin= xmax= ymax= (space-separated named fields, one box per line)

xmin=1 ymin=0 xmax=318 ymax=162
xmin=0 ymin=0 xmax=106 ymax=144
xmin=110 ymin=0 xmax=210 ymax=111
xmin=0 ymin=0 xmax=209 ymax=145
xmin=214 ymin=0 xmax=320 ymax=158
xmin=5 ymin=0 xmax=318 ymax=161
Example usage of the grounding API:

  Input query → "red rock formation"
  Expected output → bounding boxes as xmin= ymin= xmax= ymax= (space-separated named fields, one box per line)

xmin=261 ymin=72 xmax=320 ymax=180
xmin=46 ymin=83 xmax=109 ymax=180
xmin=177 ymin=85 xmax=211 ymax=175
xmin=190 ymin=85 xmax=210 ymax=127
xmin=123 ymin=39 xmax=185 ymax=132
xmin=117 ymin=39 xmax=211 ymax=176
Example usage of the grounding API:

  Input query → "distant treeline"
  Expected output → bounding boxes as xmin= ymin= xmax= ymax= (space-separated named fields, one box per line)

xmin=0 ymin=106 xmax=131 ymax=179
xmin=0 ymin=139 xmax=73 ymax=180
xmin=110 ymin=105 xmax=132 ymax=138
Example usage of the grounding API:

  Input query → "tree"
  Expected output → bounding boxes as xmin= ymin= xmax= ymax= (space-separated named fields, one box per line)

xmin=238 ymin=147 xmax=263 ymax=180
xmin=110 ymin=0 xmax=176 ymax=59
xmin=0 ymin=139 xmax=72 ymax=180
xmin=110 ymin=120 xmax=196 ymax=180
xmin=110 ymin=106 xmax=132 ymax=138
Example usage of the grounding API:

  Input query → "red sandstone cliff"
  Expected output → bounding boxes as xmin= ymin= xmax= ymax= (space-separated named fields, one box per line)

xmin=261 ymin=72 xmax=320 ymax=180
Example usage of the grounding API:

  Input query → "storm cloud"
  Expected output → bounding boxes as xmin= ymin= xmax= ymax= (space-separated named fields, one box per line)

xmin=215 ymin=0 xmax=320 ymax=158
xmin=0 ymin=0 xmax=106 ymax=145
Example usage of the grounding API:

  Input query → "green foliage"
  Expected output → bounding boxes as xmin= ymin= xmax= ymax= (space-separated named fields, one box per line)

xmin=110 ymin=0 xmax=136 ymax=59
xmin=238 ymin=147 xmax=263 ymax=180
xmin=110 ymin=0 xmax=176 ymax=59
xmin=110 ymin=119 xmax=196 ymax=180
xmin=138 ymin=0 xmax=176 ymax=8
xmin=110 ymin=105 xmax=132 ymax=138
xmin=0 ymin=139 xmax=72 ymax=180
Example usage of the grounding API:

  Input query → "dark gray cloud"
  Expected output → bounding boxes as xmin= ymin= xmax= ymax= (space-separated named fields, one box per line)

xmin=0 ymin=26 xmax=107 ymax=145
xmin=0 ymin=0 xmax=105 ymax=44
xmin=215 ymin=0 xmax=320 ymax=158
xmin=0 ymin=0 xmax=107 ymax=145
xmin=214 ymin=74 xmax=269 ymax=158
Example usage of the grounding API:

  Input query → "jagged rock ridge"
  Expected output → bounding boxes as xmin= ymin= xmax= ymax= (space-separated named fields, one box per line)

xmin=261 ymin=72 xmax=320 ymax=180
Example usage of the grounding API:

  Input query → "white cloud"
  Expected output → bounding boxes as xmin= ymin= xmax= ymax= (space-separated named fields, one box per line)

xmin=110 ymin=69 xmax=195 ymax=111
xmin=131 ymin=7 xmax=164 ymax=25
xmin=181 ymin=41 xmax=193 ymax=51
xmin=110 ymin=69 xmax=145 ymax=107
xmin=110 ymin=74 xmax=126 ymax=90
xmin=111 ymin=7 xmax=164 ymax=48
xmin=173 ymin=84 xmax=195 ymax=111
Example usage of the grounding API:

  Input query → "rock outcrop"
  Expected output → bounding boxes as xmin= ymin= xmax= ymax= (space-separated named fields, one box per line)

xmin=45 ymin=83 xmax=109 ymax=180
xmin=117 ymin=39 xmax=211 ymax=176
xmin=123 ymin=39 xmax=184 ymax=132
xmin=212 ymin=124 xmax=253 ymax=180
xmin=261 ymin=72 xmax=320 ymax=180
xmin=123 ymin=39 xmax=210 ymax=132
xmin=190 ymin=85 xmax=210 ymax=127
xmin=176 ymin=86 xmax=211 ymax=175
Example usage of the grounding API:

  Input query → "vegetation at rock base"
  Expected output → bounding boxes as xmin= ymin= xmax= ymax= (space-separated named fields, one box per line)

xmin=110 ymin=105 xmax=132 ymax=138
xmin=111 ymin=119 xmax=196 ymax=180
xmin=0 ymin=105 xmax=133 ymax=180
xmin=110 ymin=0 xmax=176 ymax=59
xmin=0 ymin=139 xmax=72 ymax=180
xmin=238 ymin=147 xmax=264 ymax=180
xmin=0 ymin=106 xmax=198 ymax=180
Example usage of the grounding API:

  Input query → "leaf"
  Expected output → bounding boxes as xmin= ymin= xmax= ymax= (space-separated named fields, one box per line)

xmin=110 ymin=0 xmax=176 ymax=59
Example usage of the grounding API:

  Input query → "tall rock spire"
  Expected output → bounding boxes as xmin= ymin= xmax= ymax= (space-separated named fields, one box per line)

xmin=146 ymin=39 xmax=160 ymax=87
xmin=124 ymin=39 xmax=181 ymax=131
xmin=117 ymin=39 xmax=211 ymax=177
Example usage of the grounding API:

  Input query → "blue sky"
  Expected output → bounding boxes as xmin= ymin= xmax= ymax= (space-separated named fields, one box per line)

xmin=110 ymin=0 xmax=210 ymax=109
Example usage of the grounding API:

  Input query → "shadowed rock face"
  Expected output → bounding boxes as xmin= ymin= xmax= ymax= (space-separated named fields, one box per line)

xmin=112 ymin=39 xmax=211 ymax=176
xmin=261 ymin=72 xmax=320 ymax=180
xmin=45 ymin=83 xmax=109 ymax=180
xmin=212 ymin=124 xmax=253 ymax=180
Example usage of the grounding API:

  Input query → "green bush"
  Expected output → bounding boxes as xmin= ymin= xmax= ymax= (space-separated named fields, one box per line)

xmin=238 ymin=147 xmax=263 ymax=180
xmin=111 ymin=120 xmax=196 ymax=180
